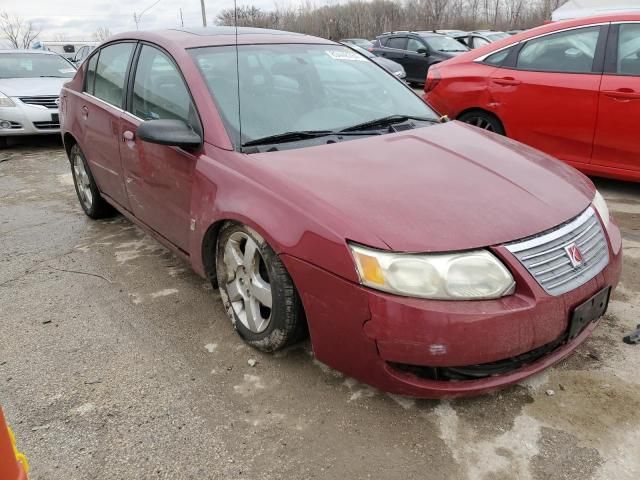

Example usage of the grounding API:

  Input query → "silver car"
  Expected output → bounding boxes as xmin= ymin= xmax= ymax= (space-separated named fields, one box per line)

xmin=0 ymin=49 xmax=76 ymax=147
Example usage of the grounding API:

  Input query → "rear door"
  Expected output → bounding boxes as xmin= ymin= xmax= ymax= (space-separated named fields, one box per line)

xmin=119 ymin=43 xmax=201 ymax=251
xmin=488 ymin=25 xmax=606 ymax=165
xmin=592 ymin=22 xmax=640 ymax=173
xmin=80 ymin=42 xmax=136 ymax=210
xmin=379 ymin=36 xmax=408 ymax=70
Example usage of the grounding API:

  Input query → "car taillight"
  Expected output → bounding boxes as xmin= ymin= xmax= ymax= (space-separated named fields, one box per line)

xmin=425 ymin=67 xmax=442 ymax=93
xmin=367 ymin=47 xmax=374 ymax=52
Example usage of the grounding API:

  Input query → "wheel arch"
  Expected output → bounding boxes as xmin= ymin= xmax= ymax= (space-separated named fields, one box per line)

xmin=62 ymin=132 xmax=78 ymax=160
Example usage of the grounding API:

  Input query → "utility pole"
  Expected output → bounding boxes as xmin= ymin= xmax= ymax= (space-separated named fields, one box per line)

xmin=200 ymin=0 xmax=207 ymax=27
xmin=179 ymin=8 xmax=184 ymax=27
xmin=133 ymin=0 xmax=161 ymax=30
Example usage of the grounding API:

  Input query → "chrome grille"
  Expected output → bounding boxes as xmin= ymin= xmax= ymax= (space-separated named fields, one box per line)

xmin=18 ymin=96 xmax=59 ymax=109
xmin=33 ymin=121 xmax=60 ymax=130
xmin=505 ymin=207 xmax=609 ymax=296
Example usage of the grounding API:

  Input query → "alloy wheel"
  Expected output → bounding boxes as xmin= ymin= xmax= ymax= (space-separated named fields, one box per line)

xmin=73 ymin=154 xmax=93 ymax=210
xmin=223 ymin=231 xmax=273 ymax=333
xmin=464 ymin=116 xmax=495 ymax=132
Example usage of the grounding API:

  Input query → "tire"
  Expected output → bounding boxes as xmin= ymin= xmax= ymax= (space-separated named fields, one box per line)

xmin=69 ymin=144 xmax=116 ymax=219
xmin=216 ymin=223 xmax=306 ymax=352
xmin=458 ymin=111 xmax=505 ymax=135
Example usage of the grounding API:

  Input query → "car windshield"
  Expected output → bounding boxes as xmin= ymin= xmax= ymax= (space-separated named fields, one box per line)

xmin=486 ymin=32 xmax=510 ymax=41
xmin=423 ymin=35 xmax=469 ymax=52
xmin=0 ymin=53 xmax=76 ymax=79
xmin=190 ymin=44 xmax=438 ymax=150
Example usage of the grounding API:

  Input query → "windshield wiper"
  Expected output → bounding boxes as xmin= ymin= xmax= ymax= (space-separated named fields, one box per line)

xmin=339 ymin=115 xmax=438 ymax=133
xmin=242 ymin=129 xmax=380 ymax=148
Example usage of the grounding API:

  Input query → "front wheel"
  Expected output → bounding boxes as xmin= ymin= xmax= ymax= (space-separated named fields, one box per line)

xmin=458 ymin=111 xmax=505 ymax=135
xmin=216 ymin=223 xmax=306 ymax=352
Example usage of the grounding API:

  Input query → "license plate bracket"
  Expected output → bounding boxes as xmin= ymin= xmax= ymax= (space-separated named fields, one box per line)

xmin=569 ymin=287 xmax=611 ymax=340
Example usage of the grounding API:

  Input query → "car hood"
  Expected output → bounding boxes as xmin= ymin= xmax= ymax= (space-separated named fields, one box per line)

xmin=0 ymin=77 xmax=69 ymax=97
xmin=248 ymin=122 xmax=594 ymax=253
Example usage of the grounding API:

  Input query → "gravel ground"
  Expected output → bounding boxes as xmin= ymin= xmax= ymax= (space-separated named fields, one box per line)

xmin=1 ymin=135 xmax=639 ymax=480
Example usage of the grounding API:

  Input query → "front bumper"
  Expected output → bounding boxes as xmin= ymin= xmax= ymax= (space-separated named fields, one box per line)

xmin=0 ymin=100 xmax=60 ymax=136
xmin=281 ymin=220 xmax=622 ymax=399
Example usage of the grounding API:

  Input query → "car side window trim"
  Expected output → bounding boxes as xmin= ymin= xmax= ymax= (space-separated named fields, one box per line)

xmin=125 ymin=41 xmax=203 ymax=138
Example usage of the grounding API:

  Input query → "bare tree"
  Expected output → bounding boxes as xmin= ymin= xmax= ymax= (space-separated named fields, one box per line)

xmin=53 ymin=33 xmax=68 ymax=42
xmin=215 ymin=0 xmax=561 ymax=39
xmin=93 ymin=27 xmax=111 ymax=42
xmin=0 ymin=12 xmax=40 ymax=49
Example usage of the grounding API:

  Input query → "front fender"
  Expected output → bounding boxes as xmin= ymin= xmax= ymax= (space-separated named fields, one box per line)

xmin=188 ymin=144 xmax=362 ymax=283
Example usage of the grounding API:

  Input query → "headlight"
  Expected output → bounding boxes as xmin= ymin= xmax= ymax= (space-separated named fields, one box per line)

xmin=592 ymin=190 xmax=610 ymax=230
xmin=349 ymin=244 xmax=515 ymax=300
xmin=0 ymin=91 xmax=15 ymax=107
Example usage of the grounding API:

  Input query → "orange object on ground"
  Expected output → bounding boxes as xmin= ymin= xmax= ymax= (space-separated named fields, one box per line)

xmin=0 ymin=408 xmax=28 ymax=480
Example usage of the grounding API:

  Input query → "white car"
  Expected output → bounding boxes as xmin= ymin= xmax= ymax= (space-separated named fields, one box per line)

xmin=0 ymin=49 xmax=76 ymax=147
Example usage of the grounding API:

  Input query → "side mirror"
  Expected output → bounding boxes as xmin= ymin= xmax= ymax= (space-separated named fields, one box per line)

xmin=137 ymin=119 xmax=202 ymax=150
xmin=417 ymin=48 xmax=428 ymax=56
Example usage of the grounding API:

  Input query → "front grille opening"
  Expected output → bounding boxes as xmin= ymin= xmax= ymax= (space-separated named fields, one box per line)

xmin=19 ymin=96 xmax=59 ymax=109
xmin=388 ymin=336 xmax=565 ymax=381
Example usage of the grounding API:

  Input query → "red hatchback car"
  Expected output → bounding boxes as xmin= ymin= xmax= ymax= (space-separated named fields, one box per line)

xmin=60 ymin=28 xmax=621 ymax=398
xmin=425 ymin=14 xmax=640 ymax=182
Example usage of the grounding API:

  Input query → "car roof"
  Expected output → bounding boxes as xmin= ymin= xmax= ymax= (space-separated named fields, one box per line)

xmin=109 ymin=27 xmax=334 ymax=48
xmin=0 ymin=49 xmax=60 ymax=55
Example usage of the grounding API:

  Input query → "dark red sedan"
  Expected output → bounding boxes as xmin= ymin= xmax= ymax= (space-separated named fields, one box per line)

xmin=60 ymin=27 xmax=621 ymax=398
xmin=425 ymin=14 xmax=640 ymax=182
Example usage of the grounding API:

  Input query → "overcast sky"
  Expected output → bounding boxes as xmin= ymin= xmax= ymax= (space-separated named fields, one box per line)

xmin=1 ymin=0 xmax=290 ymax=41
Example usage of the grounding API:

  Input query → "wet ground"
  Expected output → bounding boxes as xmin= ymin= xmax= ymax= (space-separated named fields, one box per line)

xmin=1 ymin=136 xmax=639 ymax=480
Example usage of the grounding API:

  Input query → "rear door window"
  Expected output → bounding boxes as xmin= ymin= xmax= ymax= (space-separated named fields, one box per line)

xmin=516 ymin=26 xmax=600 ymax=73
xmin=93 ymin=42 xmax=135 ymax=107
xmin=387 ymin=37 xmax=408 ymax=50
xmin=84 ymin=52 xmax=98 ymax=94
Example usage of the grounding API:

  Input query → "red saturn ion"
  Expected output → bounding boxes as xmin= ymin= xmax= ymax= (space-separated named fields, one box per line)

xmin=425 ymin=14 xmax=640 ymax=182
xmin=60 ymin=27 xmax=621 ymax=398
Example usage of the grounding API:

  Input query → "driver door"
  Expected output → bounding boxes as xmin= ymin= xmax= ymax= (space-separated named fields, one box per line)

xmin=119 ymin=44 xmax=201 ymax=251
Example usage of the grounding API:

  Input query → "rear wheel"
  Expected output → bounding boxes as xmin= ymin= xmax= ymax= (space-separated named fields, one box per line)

xmin=216 ymin=223 xmax=306 ymax=352
xmin=69 ymin=144 xmax=116 ymax=219
xmin=458 ymin=111 xmax=505 ymax=135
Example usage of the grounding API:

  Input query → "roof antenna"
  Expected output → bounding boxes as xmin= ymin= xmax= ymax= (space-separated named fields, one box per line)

xmin=234 ymin=0 xmax=243 ymax=152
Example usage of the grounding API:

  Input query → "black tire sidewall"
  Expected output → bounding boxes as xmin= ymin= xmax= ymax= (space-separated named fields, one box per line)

xmin=69 ymin=144 xmax=110 ymax=218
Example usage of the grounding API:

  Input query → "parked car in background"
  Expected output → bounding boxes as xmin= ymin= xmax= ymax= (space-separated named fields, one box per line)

xmin=0 ymin=49 xmax=75 ymax=147
xmin=454 ymin=30 xmax=511 ymax=49
xmin=61 ymin=27 xmax=620 ymax=398
xmin=424 ymin=13 xmax=640 ymax=182
xmin=71 ymin=45 xmax=97 ymax=65
xmin=340 ymin=38 xmax=374 ymax=49
xmin=32 ymin=40 xmax=99 ymax=62
xmin=343 ymin=43 xmax=406 ymax=79
xmin=371 ymin=31 xmax=469 ymax=84
xmin=507 ymin=29 xmax=525 ymax=36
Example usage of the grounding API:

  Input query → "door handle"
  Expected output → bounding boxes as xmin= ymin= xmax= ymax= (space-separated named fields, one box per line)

xmin=603 ymin=89 xmax=640 ymax=100
xmin=492 ymin=77 xmax=522 ymax=86
xmin=81 ymin=105 xmax=89 ymax=119
xmin=122 ymin=130 xmax=135 ymax=142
